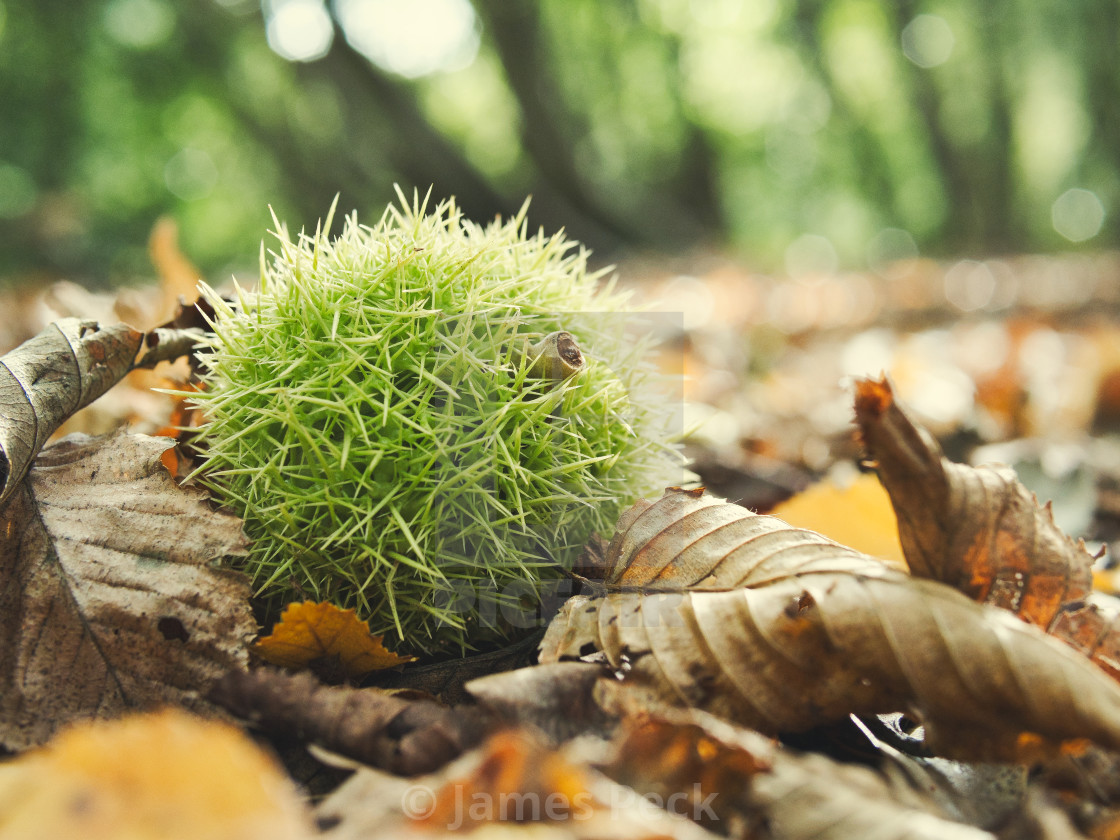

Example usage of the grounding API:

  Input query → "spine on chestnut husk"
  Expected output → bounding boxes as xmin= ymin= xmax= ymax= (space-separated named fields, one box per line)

xmin=188 ymin=189 xmax=682 ymax=654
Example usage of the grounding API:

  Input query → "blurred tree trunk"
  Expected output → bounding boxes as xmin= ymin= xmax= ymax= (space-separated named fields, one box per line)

xmin=473 ymin=0 xmax=722 ymax=251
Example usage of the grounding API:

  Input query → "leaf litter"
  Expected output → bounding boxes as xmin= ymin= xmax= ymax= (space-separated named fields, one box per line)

xmin=7 ymin=250 xmax=1120 ymax=837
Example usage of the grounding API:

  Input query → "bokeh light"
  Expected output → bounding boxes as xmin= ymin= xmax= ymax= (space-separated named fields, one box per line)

xmin=1052 ymin=188 xmax=1106 ymax=242
xmin=265 ymin=0 xmax=333 ymax=62
xmin=164 ymin=149 xmax=219 ymax=202
xmin=103 ymin=0 xmax=174 ymax=48
xmin=335 ymin=0 xmax=479 ymax=78
xmin=901 ymin=14 xmax=955 ymax=69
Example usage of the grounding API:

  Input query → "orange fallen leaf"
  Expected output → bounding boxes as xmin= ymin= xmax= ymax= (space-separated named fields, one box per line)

xmin=148 ymin=216 xmax=202 ymax=320
xmin=0 ymin=708 xmax=312 ymax=840
xmin=419 ymin=729 xmax=600 ymax=830
xmin=253 ymin=601 xmax=415 ymax=679
xmin=770 ymin=472 xmax=907 ymax=570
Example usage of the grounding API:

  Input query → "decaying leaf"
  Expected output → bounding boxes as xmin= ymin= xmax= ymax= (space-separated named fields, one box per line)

xmin=0 ymin=431 xmax=254 ymax=749
xmin=770 ymin=471 xmax=907 ymax=569
xmin=211 ymin=668 xmax=491 ymax=776
xmin=605 ymin=707 xmax=996 ymax=840
xmin=466 ymin=662 xmax=620 ymax=745
xmin=316 ymin=727 xmax=720 ymax=840
xmin=854 ymin=376 xmax=1120 ymax=682
xmin=0 ymin=318 xmax=205 ymax=506
xmin=253 ymin=601 xmax=415 ymax=681
xmin=0 ymin=708 xmax=313 ymax=840
xmin=541 ymin=488 xmax=1120 ymax=760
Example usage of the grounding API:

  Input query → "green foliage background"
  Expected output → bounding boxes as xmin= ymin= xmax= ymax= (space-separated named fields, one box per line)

xmin=0 ymin=0 xmax=1115 ymax=286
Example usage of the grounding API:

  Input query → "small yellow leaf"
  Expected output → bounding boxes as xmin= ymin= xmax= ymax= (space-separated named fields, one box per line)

xmin=0 ymin=709 xmax=312 ymax=840
xmin=253 ymin=601 xmax=415 ymax=678
xmin=770 ymin=472 xmax=907 ymax=569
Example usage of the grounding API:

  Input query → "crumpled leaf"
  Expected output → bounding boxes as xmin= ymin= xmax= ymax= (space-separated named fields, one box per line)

xmin=0 ymin=430 xmax=254 ymax=750
xmin=0 ymin=708 xmax=313 ymax=840
xmin=466 ymin=662 xmax=619 ymax=745
xmin=605 ymin=706 xmax=997 ymax=840
xmin=541 ymin=487 xmax=1120 ymax=760
xmin=316 ymin=727 xmax=720 ymax=840
xmin=0 ymin=318 xmax=206 ymax=505
xmin=253 ymin=601 xmax=415 ymax=680
xmin=770 ymin=471 xmax=907 ymax=569
xmin=854 ymin=376 xmax=1120 ymax=682
xmin=211 ymin=668 xmax=490 ymax=776
xmin=850 ymin=713 xmax=1030 ymax=830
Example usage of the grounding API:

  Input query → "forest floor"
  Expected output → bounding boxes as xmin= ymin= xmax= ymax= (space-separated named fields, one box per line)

xmin=4 ymin=242 xmax=1120 ymax=839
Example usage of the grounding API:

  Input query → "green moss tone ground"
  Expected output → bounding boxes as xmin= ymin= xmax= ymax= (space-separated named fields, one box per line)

xmin=191 ymin=191 xmax=681 ymax=653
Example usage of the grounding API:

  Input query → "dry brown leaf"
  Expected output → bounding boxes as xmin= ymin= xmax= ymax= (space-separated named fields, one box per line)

xmin=211 ymin=668 xmax=490 ymax=776
xmin=541 ymin=488 xmax=1120 ymax=761
xmin=0 ymin=430 xmax=254 ymax=750
xmin=605 ymin=708 xmax=996 ymax=840
xmin=466 ymin=662 xmax=619 ymax=745
xmin=0 ymin=318 xmax=206 ymax=505
xmin=316 ymin=727 xmax=721 ymax=840
xmin=854 ymin=376 xmax=1120 ymax=682
xmin=0 ymin=708 xmax=313 ymax=840
xmin=253 ymin=601 xmax=415 ymax=680
xmin=770 ymin=471 xmax=907 ymax=569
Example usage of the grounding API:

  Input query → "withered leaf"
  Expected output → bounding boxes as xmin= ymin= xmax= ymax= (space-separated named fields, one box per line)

xmin=0 ymin=318 xmax=206 ymax=506
xmin=316 ymin=727 xmax=720 ymax=840
xmin=855 ymin=376 xmax=1120 ymax=682
xmin=466 ymin=662 xmax=619 ymax=745
xmin=0 ymin=431 xmax=254 ymax=750
xmin=211 ymin=668 xmax=491 ymax=776
xmin=605 ymin=707 xmax=996 ymax=840
xmin=541 ymin=488 xmax=1120 ymax=760
xmin=253 ymin=601 xmax=415 ymax=681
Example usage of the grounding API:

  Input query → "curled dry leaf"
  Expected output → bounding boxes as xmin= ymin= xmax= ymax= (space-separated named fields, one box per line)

xmin=605 ymin=708 xmax=996 ymax=840
xmin=0 ymin=320 xmax=140 ymax=505
xmin=854 ymin=376 xmax=1120 ymax=682
xmin=0 ymin=431 xmax=254 ymax=750
xmin=0 ymin=318 xmax=207 ymax=506
xmin=211 ymin=668 xmax=491 ymax=776
xmin=253 ymin=601 xmax=415 ymax=681
xmin=541 ymin=488 xmax=1120 ymax=760
xmin=0 ymin=708 xmax=313 ymax=840
xmin=466 ymin=662 xmax=619 ymax=745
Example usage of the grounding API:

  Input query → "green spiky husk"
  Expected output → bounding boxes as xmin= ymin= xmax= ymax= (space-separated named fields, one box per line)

xmin=190 ymin=192 xmax=680 ymax=654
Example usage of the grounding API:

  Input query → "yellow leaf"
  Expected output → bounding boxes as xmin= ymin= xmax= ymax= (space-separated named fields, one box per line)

xmin=253 ymin=601 xmax=415 ymax=678
xmin=0 ymin=709 xmax=312 ymax=840
xmin=770 ymin=472 xmax=907 ymax=570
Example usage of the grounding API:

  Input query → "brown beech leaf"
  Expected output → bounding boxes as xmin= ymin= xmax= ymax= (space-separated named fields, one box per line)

xmin=0 ymin=318 xmax=206 ymax=506
xmin=541 ymin=488 xmax=1120 ymax=761
xmin=211 ymin=668 xmax=491 ymax=776
xmin=605 ymin=707 xmax=996 ymax=840
xmin=0 ymin=709 xmax=313 ymax=840
xmin=854 ymin=376 xmax=1120 ymax=682
xmin=0 ymin=431 xmax=254 ymax=750
xmin=253 ymin=601 xmax=415 ymax=681
xmin=466 ymin=662 xmax=619 ymax=745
